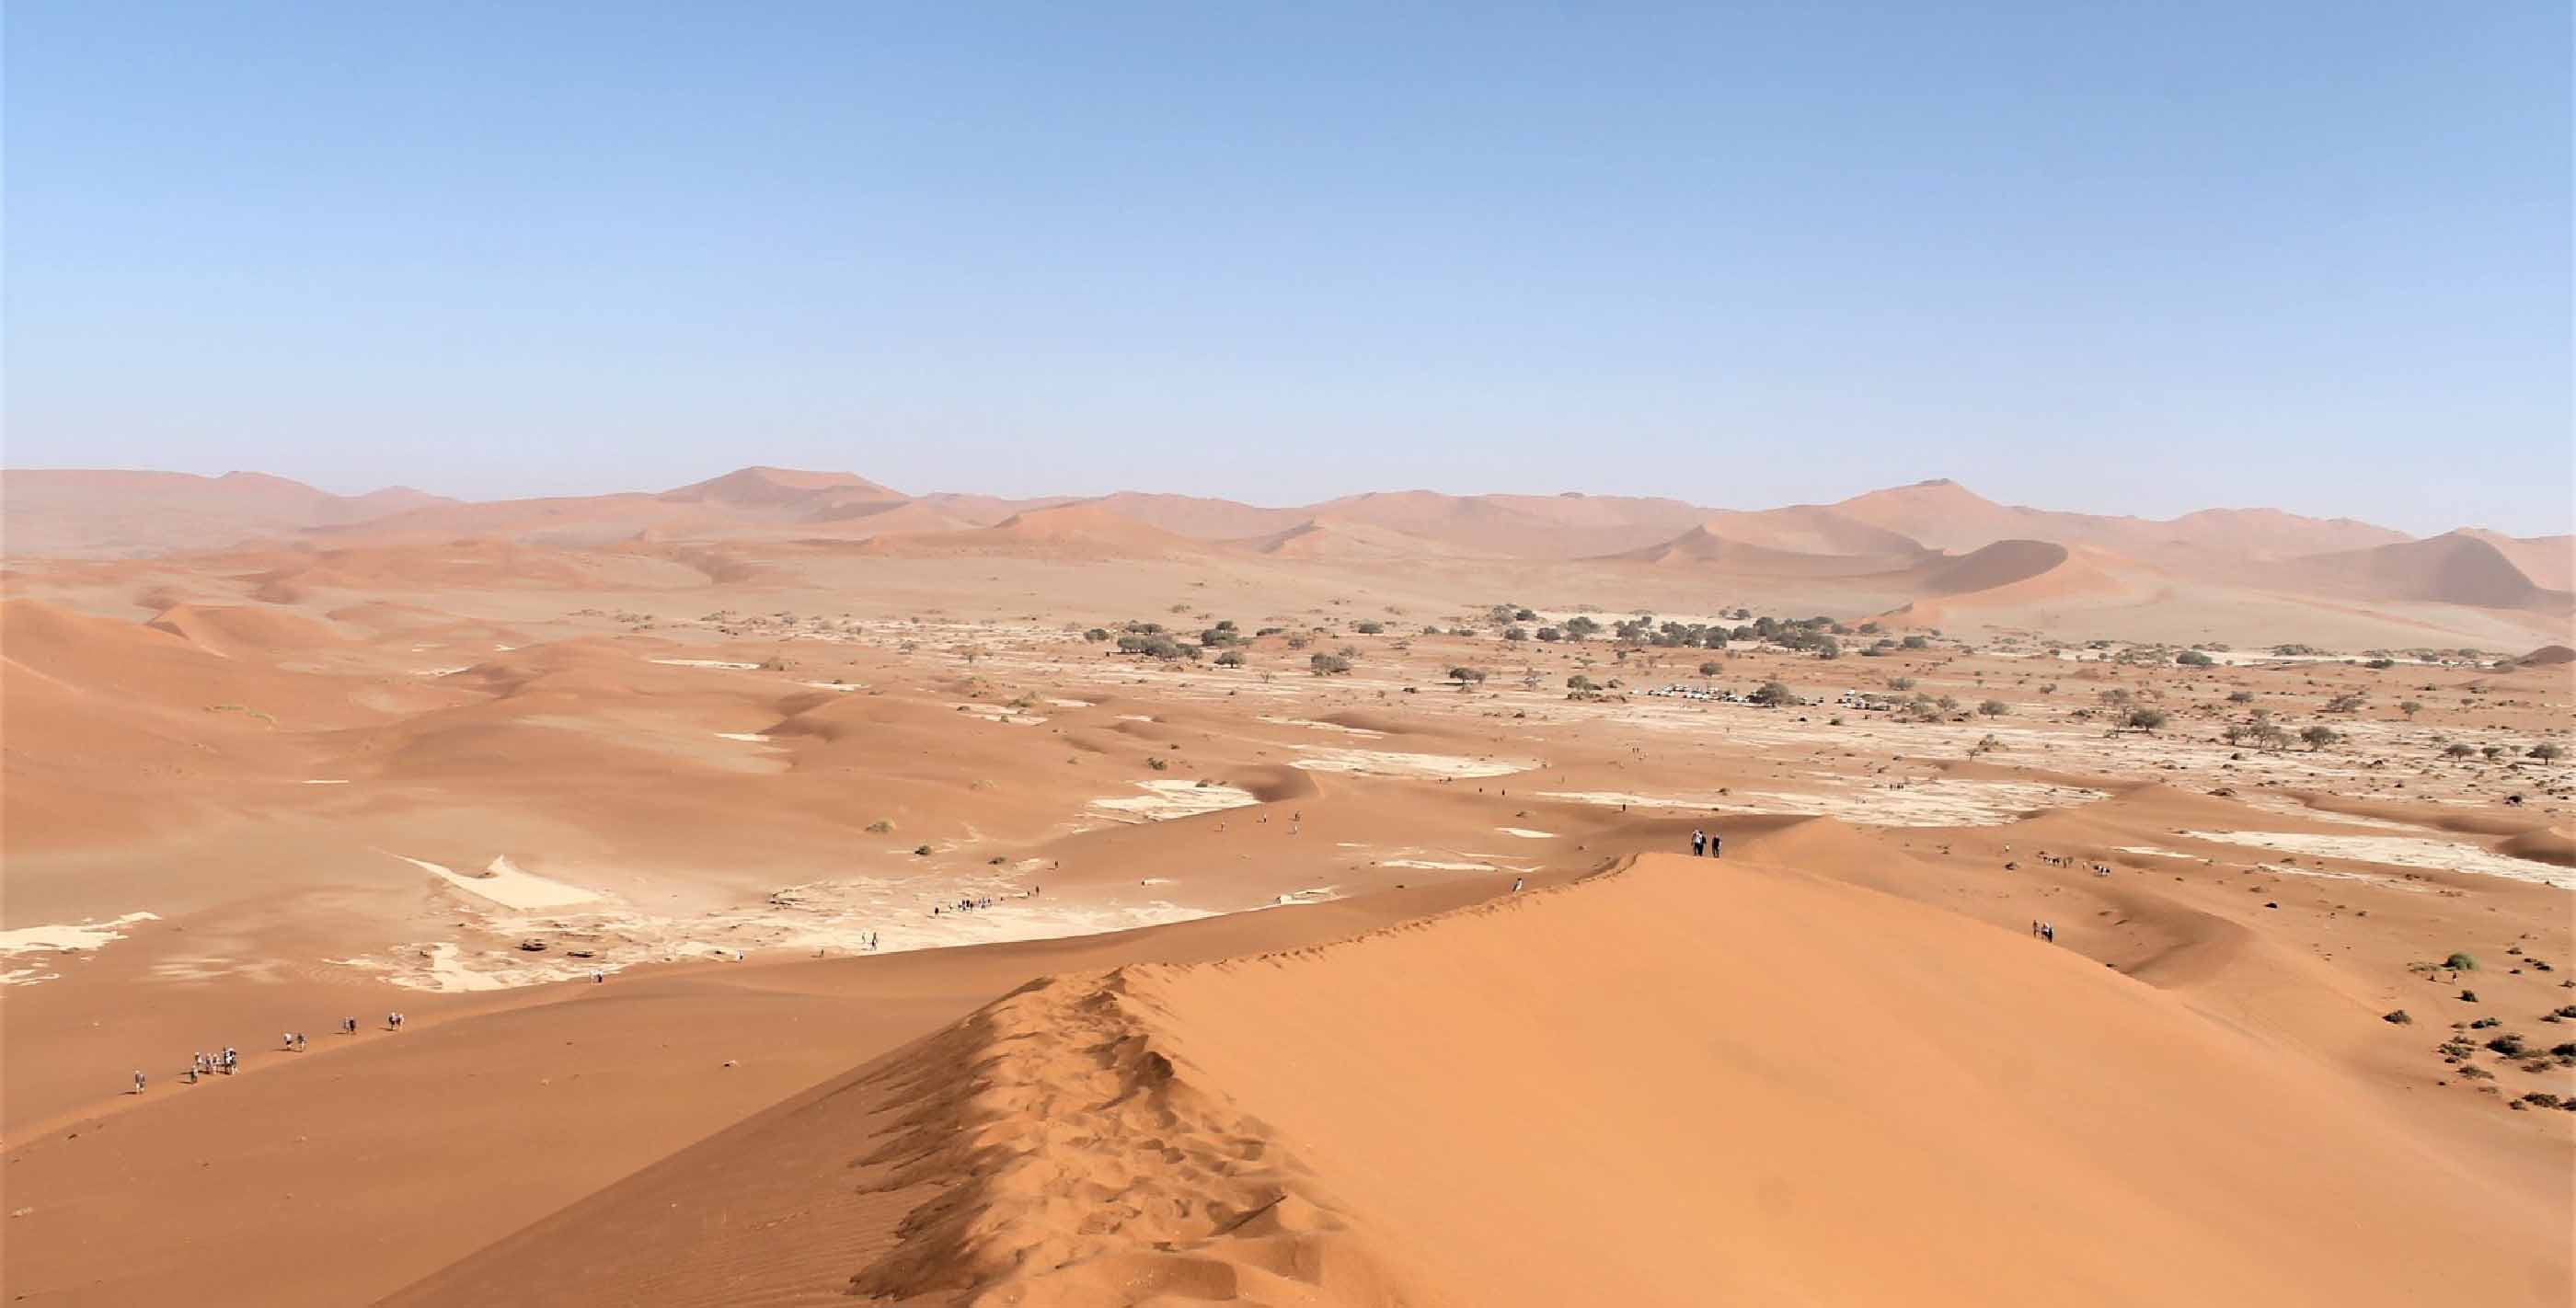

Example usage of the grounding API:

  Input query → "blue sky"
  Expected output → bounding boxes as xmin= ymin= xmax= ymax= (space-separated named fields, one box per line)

xmin=8 ymin=3 xmax=2568 ymax=534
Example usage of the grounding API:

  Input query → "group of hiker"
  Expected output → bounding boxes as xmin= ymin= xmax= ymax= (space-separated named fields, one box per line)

xmin=134 ymin=1012 xmax=412 ymax=1096
xmin=1688 ymin=828 xmax=1723 ymax=858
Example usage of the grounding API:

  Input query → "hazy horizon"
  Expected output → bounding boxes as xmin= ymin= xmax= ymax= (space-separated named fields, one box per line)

xmin=8 ymin=3 xmax=2569 ymax=535
xmin=7 ymin=460 xmax=2564 ymax=539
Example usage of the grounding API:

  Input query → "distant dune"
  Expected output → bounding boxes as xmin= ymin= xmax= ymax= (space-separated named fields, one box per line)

xmin=6 ymin=463 xmax=2568 ymax=645
xmin=0 ymin=469 xmax=453 ymax=556
xmin=1832 ymin=478 xmax=2413 ymax=563
xmin=1230 ymin=516 xmax=1466 ymax=560
xmin=2258 ymin=532 xmax=2568 ymax=611
xmin=858 ymin=502 xmax=1206 ymax=559
xmin=1073 ymin=491 xmax=1307 ymax=539
xmin=1608 ymin=524 xmax=1913 ymax=577
xmin=1307 ymin=489 xmax=1707 ymax=557
xmin=1914 ymin=538 xmax=2073 ymax=595
xmin=2461 ymin=529 xmax=2576 ymax=591
xmin=1696 ymin=503 xmax=1930 ymax=556
xmin=395 ymin=855 xmax=2552 ymax=1306
xmin=656 ymin=465 xmax=907 ymax=511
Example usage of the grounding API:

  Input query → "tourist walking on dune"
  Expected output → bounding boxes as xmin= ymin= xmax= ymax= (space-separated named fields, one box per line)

xmin=1709 ymin=832 xmax=1722 ymax=859
xmin=1690 ymin=828 xmax=1706 ymax=856
xmin=132 ymin=1070 xmax=145 ymax=1095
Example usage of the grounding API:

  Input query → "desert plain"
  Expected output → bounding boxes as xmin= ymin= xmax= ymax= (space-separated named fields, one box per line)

xmin=2 ymin=465 xmax=2570 ymax=1305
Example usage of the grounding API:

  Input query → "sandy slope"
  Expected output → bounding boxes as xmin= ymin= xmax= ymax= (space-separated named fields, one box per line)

xmin=385 ymin=855 xmax=2569 ymax=1306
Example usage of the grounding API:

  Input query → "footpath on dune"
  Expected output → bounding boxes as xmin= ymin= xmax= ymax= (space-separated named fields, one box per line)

xmin=396 ymin=854 xmax=2568 ymax=1308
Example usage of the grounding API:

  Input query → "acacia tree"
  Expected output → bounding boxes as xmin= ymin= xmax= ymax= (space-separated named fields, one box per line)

xmin=1448 ymin=665 xmax=1488 ymax=691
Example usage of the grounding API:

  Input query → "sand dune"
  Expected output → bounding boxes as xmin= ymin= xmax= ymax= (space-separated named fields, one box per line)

xmin=1608 ymin=524 xmax=1914 ymax=575
xmin=1910 ymin=538 xmax=2072 ymax=595
xmin=1834 ymin=478 xmax=2416 ymax=564
xmin=656 ymin=465 xmax=906 ymax=512
xmin=1233 ymin=516 xmax=1472 ymax=560
xmin=1693 ymin=502 xmax=1928 ymax=556
xmin=8 ymin=465 xmax=2564 ymax=645
xmin=1 ymin=469 xmax=450 ymax=556
xmin=857 ymin=502 xmax=1208 ymax=559
xmin=1880 ymin=544 xmax=2160 ymax=627
xmin=2461 ymin=529 xmax=2576 ymax=591
xmin=2255 ymin=532 xmax=2568 ymax=611
xmin=1068 ymin=490 xmax=1306 ymax=539
xmin=141 ymin=602 xmax=353 ymax=656
xmin=1305 ymin=489 xmax=1706 ymax=557
xmin=394 ymin=855 xmax=2565 ymax=1306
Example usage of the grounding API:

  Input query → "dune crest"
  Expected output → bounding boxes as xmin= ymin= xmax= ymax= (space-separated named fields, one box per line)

xmin=398 ymin=855 xmax=2566 ymax=1306
xmin=846 ymin=970 xmax=1418 ymax=1305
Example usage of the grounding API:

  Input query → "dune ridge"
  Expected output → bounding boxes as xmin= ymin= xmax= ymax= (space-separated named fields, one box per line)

xmin=394 ymin=854 xmax=2566 ymax=1307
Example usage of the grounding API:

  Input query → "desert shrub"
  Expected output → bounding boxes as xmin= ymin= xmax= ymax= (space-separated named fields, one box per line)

xmin=913 ymin=844 xmax=932 ymax=855
xmin=865 ymin=819 xmax=895 ymax=834
xmin=1888 ymin=677 xmax=1916 ymax=691
xmin=2460 ymin=989 xmax=2479 ymax=1003
xmin=2444 ymin=742 xmax=2476 ymax=759
xmin=1309 ymin=652 xmax=1351 ymax=675
xmin=1503 ymin=625 xmax=1529 ymax=641
xmin=1566 ymin=674 xmax=1598 ymax=693
xmin=2125 ymin=707 xmax=2169 ymax=733
xmin=1901 ymin=635 xmax=1929 ymax=649
xmin=1698 ymin=661 xmax=1721 ymax=676
xmin=1448 ymin=666 xmax=1488 ymax=689
xmin=2399 ymin=700 xmax=2421 ymax=717
xmin=1352 ymin=620 xmax=1385 ymax=635
xmin=2176 ymin=649 xmax=2214 ymax=667
xmin=2534 ymin=743 xmax=2566 ymax=762
xmin=1084 ymin=627 xmax=1110 ymax=642
xmin=2299 ymin=724 xmax=2340 ymax=750
xmin=2226 ymin=690 xmax=2254 ymax=704
xmin=1213 ymin=649 xmax=1245 ymax=667
xmin=1749 ymin=681 xmax=1800 ymax=707
xmin=2485 ymin=1033 xmax=2528 ymax=1056
xmin=1146 ymin=756 xmax=1169 ymax=771
xmin=2444 ymin=951 xmax=2478 ymax=970
xmin=1535 ymin=626 xmax=1562 ymax=642
xmin=2382 ymin=1009 xmax=2412 ymax=1025
xmin=2469 ymin=1016 xmax=2501 ymax=1029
